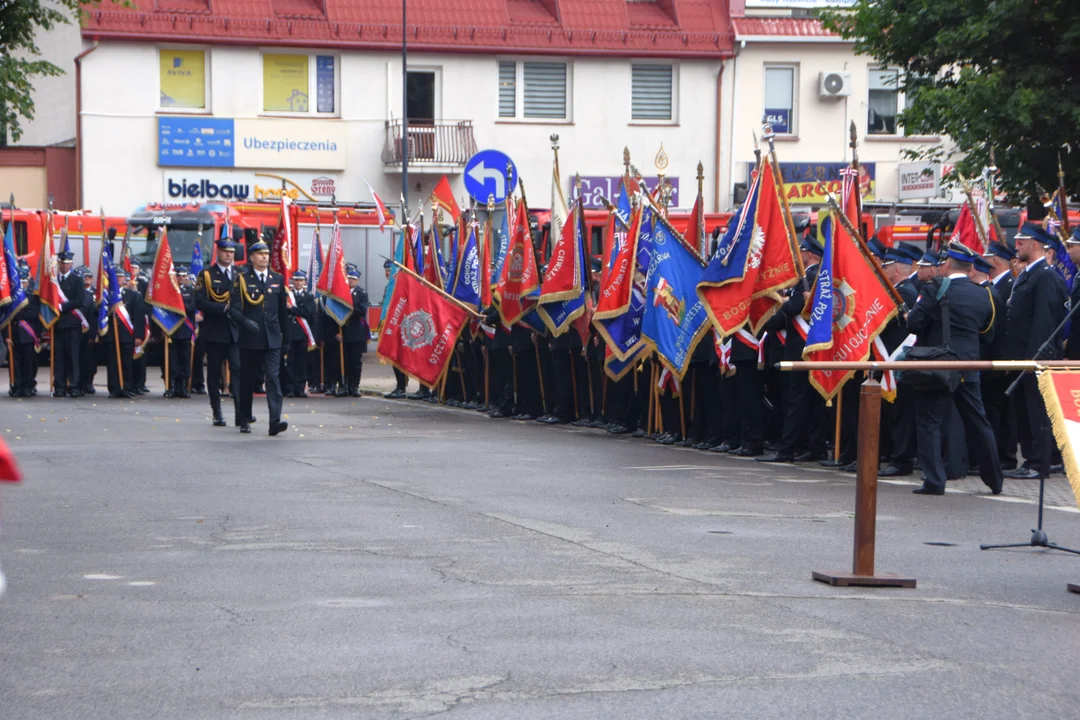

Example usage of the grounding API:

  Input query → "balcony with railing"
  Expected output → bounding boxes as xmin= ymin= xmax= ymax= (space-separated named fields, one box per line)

xmin=381 ymin=119 xmax=478 ymax=173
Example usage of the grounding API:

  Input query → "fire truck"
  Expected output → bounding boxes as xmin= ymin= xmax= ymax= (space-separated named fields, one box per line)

xmin=0 ymin=205 xmax=128 ymax=274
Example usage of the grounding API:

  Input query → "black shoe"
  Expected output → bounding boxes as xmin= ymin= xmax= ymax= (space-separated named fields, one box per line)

xmin=84 ymin=387 xmax=96 ymax=395
xmin=794 ymin=451 xmax=824 ymax=462
xmin=733 ymin=446 xmax=764 ymax=457
xmin=348 ymin=388 xmax=361 ymax=398
xmin=239 ymin=424 xmax=251 ymax=434
xmin=68 ymin=389 xmax=84 ymax=398
xmin=588 ymin=419 xmax=608 ymax=429
xmin=163 ymin=389 xmax=175 ymax=399
xmin=656 ymin=433 xmax=676 ymax=445
xmin=838 ymin=461 xmax=858 ymax=473
xmin=488 ymin=409 xmax=509 ymax=419
xmin=52 ymin=390 xmax=67 ymax=398
xmin=407 ymin=389 xmax=432 ymax=400
xmin=269 ymin=421 xmax=288 ymax=437
xmin=912 ymin=483 xmax=945 ymax=495
xmin=539 ymin=415 xmax=568 ymax=425
xmin=213 ymin=416 xmax=227 ymax=427
xmin=1050 ymin=464 xmax=1064 ymax=475
xmin=324 ymin=387 xmax=337 ymax=396
xmin=693 ymin=442 xmax=712 ymax=450
xmin=571 ymin=418 xmax=592 ymax=427
xmin=178 ymin=390 xmax=191 ymax=399
xmin=192 ymin=387 xmax=207 ymax=395
xmin=818 ymin=459 xmax=844 ymax=468
xmin=711 ymin=441 xmax=738 ymax=454
xmin=879 ymin=465 xmax=912 ymax=477
xmin=108 ymin=391 xmax=127 ymax=399
xmin=383 ymin=389 xmax=404 ymax=399
xmin=607 ymin=424 xmax=631 ymax=435
xmin=295 ymin=391 xmax=309 ymax=398
xmin=631 ymin=428 xmax=646 ymax=438
xmin=756 ymin=452 xmax=794 ymax=463
xmin=249 ymin=416 xmax=256 ymax=424
xmin=1003 ymin=468 xmax=1040 ymax=480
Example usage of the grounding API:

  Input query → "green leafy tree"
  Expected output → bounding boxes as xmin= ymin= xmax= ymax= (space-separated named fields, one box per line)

xmin=820 ymin=0 xmax=1080 ymax=202
xmin=0 ymin=1 xmax=91 ymax=143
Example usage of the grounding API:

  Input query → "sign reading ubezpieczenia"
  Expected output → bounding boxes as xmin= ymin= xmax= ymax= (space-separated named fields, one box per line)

xmin=158 ymin=117 xmax=347 ymax=170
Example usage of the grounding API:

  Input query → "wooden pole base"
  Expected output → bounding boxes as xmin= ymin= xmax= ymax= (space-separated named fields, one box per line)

xmin=812 ymin=571 xmax=916 ymax=588
xmin=1068 ymin=583 xmax=1080 ymax=595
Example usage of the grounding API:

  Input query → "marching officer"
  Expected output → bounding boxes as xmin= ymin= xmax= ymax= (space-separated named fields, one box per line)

xmin=127 ymin=258 xmax=150 ymax=394
xmin=342 ymin=267 xmax=370 ymax=397
xmin=165 ymin=266 xmax=196 ymax=398
xmin=76 ymin=267 xmax=98 ymax=395
xmin=284 ymin=269 xmax=317 ymax=398
xmin=52 ymin=250 xmax=86 ymax=397
xmin=195 ymin=236 xmax=241 ymax=426
xmin=907 ymin=242 xmax=1003 ymax=496
xmin=983 ymin=240 xmax=1016 ymax=302
xmin=878 ymin=242 xmax=922 ymax=477
xmin=230 ymin=241 xmax=289 ymax=436
xmin=1004 ymin=226 xmax=1068 ymax=479
xmin=9 ymin=269 xmax=40 ymax=397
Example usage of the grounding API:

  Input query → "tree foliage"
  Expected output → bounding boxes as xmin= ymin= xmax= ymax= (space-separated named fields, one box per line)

xmin=820 ymin=0 xmax=1080 ymax=202
xmin=0 ymin=1 xmax=86 ymax=143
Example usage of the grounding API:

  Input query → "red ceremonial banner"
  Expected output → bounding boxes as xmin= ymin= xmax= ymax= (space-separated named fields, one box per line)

xmin=494 ymin=199 xmax=539 ymax=326
xmin=270 ymin=195 xmax=296 ymax=286
xmin=1037 ymin=370 xmax=1080 ymax=509
xmin=377 ymin=268 xmax=471 ymax=388
xmin=431 ymin=176 xmax=461 ymax=224
xmin=145 ymin=228 xmax=188 ymax=334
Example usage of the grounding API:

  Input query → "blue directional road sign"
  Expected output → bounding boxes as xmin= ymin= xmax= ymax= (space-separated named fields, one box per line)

xmin=464 ymin=150 xmax=518 ymax=205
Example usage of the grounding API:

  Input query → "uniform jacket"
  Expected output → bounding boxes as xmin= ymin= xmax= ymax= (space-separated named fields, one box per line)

xmin=1067 ymin=277 xmax=1080 ymax=361
xmin=195 ymin=265 xmax=240 ymax=344
xmin=342 ymin=286 xmax=370 ymax=345
xmin=1004 ymin=259 xmax=1068 ymax=360
xmin=878 ymin=277 xmax=918 ymax=353
xmin=11 ymin=295 xmax=41 ymax=345
xmin=104 ymin=288 xmax=141 ymax=346
xmin=992 ymin=271 xmax=1014 ymax=303
xmin=56 ymin=271 xmax=86 ymax=331
xmin=172 ymin=285 xmax=197 ymax=342
xmin=908 ymin=275 xmax=995 ymax=381
xmin=230 ymin=268 xmax=289 ymax=351
xmin=289 ymin=289 xmax=317 ymax=342
xmin=765 ymin=262 xmax=819 ymax=362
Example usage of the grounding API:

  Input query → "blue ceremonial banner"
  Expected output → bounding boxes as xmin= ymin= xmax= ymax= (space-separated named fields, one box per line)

xmin=700 ymin=169 xmax=762 ymax=287
xmin=803 ymin=214 xmax=834 ymax=353
xmin=641 ymin=216 xmax=710 ymax=379
xmin=615 ymin=178 xmax=633 ymax=229
xmin=97 ymin=246 xmax=123 ymax=337
xmin=493 ymin=203 xmax=511 ymax=283
xmin=450 ymin=223 xmax=482 ymax=310
xmin=595 ymin=206 xmax=653 ymax=360
xmin=0 ymin=219 xmax=29 ymax=331
xmin=190 ymin=233 xmax=204 ymax=280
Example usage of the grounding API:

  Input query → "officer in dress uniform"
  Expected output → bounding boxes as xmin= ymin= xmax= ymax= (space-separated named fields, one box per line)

xmin=1065 ymin=230 xmax=1080 ymax=361
xmin=984 ymin=241 xmax=1016 ymax=303
xmin=76 ymin=267 xmax=98 ymax=394
xmin=980 ymin=239 xmax=1019 ymax=470
xmin=127 ymin=258 xmax=150 ymax=394
xmin=195 ymin=237 xmax=241 ymax=426
xmin=907 ymin=242 xmax=1003 ymax=495
xmin=104 ymin=269 xmax=137 ymax=399
xmin=10 ymin=270 xmax=40 ymax=397
xmin=968 ymin=254 xmax=1010 ymax=465
xmin=53 ymin=250 xmax=86 ymax=397
xmin=165 ymin=265 xmax=196 ymax=399
xmin=284 ymin=270 xmax=316 ymax=397
xmin=230 ymin=241 xmax=288 ymax=436
xmin=1004 ymin=225 xmax=1069 ymax=479
xmin=879 ymin=243 xmax=923 ymax=477
xmin=342 ymin=267 xmax=370 ymax=397
xmin=757 ymin=235 xmax=825 ymax=463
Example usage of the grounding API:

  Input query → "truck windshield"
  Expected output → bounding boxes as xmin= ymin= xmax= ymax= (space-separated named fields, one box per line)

xmin=128 ymin=225 xmax=212 ymax=267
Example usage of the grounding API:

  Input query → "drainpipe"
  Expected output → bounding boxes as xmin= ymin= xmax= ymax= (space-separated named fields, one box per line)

xmin=74 ymin=40 xmax=99 ymax=211
xmin=726 ymin=40 xmax=744 ymax=213
xmin=714 ymin=62 xmax=723 ymax=213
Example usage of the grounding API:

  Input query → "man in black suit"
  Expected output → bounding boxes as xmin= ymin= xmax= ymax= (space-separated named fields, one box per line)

xmin=52 ymin=251 xmax=86 ymax=397
xmin=983 ymin=241 xmax=1016 ymax=303
xmin=164 ymin=266 xmax=196 ymax=399
xmin=230 ymin=241 xmax=288 ymax=436
xmin=342 ymin=267 xmax=370 ymax=397
xmin=1065 ymin=229 xmax=1080 ymax=360
xmin=76 ymin=267 xmax=98 ymax=394
xmin=104 ymin=269 xmax=137 ymax=399
xmin=10 ymin=270 xmax=40 ymax=397
xmin=284 ymin=269 xmax=317 ymax=397
xmin=195 ymin=238 xmax=242 ymax=426
xmin=878 ymin=243 xmax=921 ymax=477
xmin=757 ymin=236 xmax=825 ymax=463
xmin=1003 ymin=226 xmax=1068 ymax=479
xmin=907 ymin=242 xmax=1003 ymax=495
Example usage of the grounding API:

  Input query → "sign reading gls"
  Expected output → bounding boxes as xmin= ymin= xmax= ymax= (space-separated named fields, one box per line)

xmin=464 ymin=150 xmax=518 ymax=204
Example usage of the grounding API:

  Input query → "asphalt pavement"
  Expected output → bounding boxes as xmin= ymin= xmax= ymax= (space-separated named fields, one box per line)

xmin=2 ymin=368 xmax=1080 ymax=719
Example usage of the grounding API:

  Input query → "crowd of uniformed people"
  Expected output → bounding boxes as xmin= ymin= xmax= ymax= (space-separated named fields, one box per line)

xmin=7 ymin=219 xmax=1079 ymax=484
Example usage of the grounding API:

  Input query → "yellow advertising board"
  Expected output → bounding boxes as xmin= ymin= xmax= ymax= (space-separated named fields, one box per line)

xmin=159 ymin=49 xmax=206 ymax=109
xmin=263 ymin=54 xmax=309 ymax=113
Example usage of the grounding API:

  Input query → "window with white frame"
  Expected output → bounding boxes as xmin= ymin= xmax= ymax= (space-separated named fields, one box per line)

xmin=496 ymin=60 xmax=570 ymax=120
xmin=763 ymin=64 xmax=797 ymax=135
xmin=631 ymin=63 xmax=674 ymax=122
xmin=262 ymin=53 xmax=338 ymax=115
xmin=159 ymin=48 xmax=209 ymax=111
xmin=868 ymin=68 xmax=900 ymax=135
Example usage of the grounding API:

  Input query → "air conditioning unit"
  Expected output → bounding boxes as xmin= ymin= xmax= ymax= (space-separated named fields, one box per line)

xmin=819 ymin=71 xmax=852 ymax=99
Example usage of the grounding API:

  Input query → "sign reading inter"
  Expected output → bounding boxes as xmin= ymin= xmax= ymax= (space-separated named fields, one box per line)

xmin=158 ymin=117 xmax=347 ymax=170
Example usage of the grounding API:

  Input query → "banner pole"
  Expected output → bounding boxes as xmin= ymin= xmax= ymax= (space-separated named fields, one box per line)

xmin=568 ymin=349 xmax=578 ymax=419
xmin=338 ymin=335 xmax=345 ymax=387
xmin=164 ymin=335 xmax=171 ymax=395
xmin=535 ymin=343 xmax=547 ymax=415
xmin=319 ymin=345 xmax=324 ymax=389
xmin=49 ymin=328 xmax=55 ymax=392
xmin=678 ymin=384 xmax=687 ymax=441
xmin=512 ymin=351 xmax=518 ymax=410
xmin=6 ymin=327 xmax=13 ymax=389
xmin=188 ymin=339 xmax=194 ymax=393
xmin=456 ymin=347 xmax=467 ymax=401
xmin=646 ymin=362 xmax=655 ymax=436
xmin=586 ymin=350 xmax=595 ymax=418
xmin=483 ymin=347 xmax=490 ymax=408
xmin=113 ymin=315 xmax=124 ymax=391
xmin=833 ymin=388 xmax=843 ymax=462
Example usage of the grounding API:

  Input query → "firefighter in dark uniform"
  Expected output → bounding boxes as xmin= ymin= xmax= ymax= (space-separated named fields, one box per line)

xmin=10 ymin=269 xmax=40 ymax=397
xmin=342 ymin=267 xmax=370 ymax=397
xmin=194 ymin=237 xmax=241 ymax=426
xmin=284 ymin=269 xmax=317 ymax=397
xmin=1066 ymin=230 xmax=1080 ymax=360
xmin=757 ymin=235 xmax=825 ymax=463
xmin=104 ymin=269 xmax=136 ymax=399
xmin=76 ymin=267 xmax=98 ymax=394
xmin=1004 ymin=225 xmax=1068 ymax=479
xmin=230 ymin=241 xmax=289 ymax=436
xmin=483 ymin=308 xmax=514 ymax=418
xmin=981 ymin=239 xmax=1018 ymax=469
xmin=878 ymin=243 xmax=923 ymax=476
xmin=380 ymin=260 xmax=409 ymax=399
xmin=907 ymin=242 xmax=1003 ymax=495
xmin=53 ymin=250 xmax=86 ymax=397
xmin=984 ymin=240 xmax=1016 ymax=302
xmin=164 ymin=265 xmax=196 ymax=398
xmin=127 ymin=258 xmax=150 ymax=394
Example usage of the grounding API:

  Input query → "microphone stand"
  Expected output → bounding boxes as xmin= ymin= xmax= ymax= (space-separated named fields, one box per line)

xmin=981 ymin=293 xmax=1080 ymax=556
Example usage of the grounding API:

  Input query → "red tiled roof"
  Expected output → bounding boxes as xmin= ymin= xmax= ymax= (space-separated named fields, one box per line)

xmin=82 ymin=0 xmax=735 ymax=57
xmin=732 ymin=17 xmax=839 ymax=39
